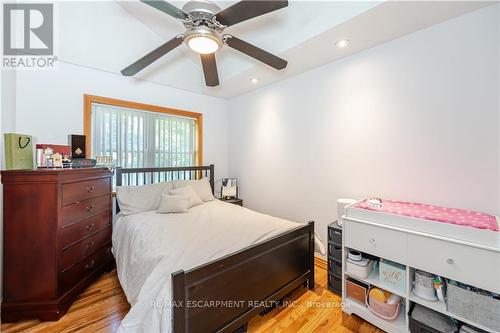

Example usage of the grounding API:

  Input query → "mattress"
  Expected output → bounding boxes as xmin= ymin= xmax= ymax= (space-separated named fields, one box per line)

xmin=113 ymin=200 xmax=324 ymax=333
xmin=345 ymin=199 xmax=499 ymax=251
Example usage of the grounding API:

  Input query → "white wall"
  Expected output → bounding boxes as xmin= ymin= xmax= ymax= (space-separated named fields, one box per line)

xmin=12 ymin=62 xmax=230 ymax=179
xmin=228 ymin=5 xmax=500 ymax=252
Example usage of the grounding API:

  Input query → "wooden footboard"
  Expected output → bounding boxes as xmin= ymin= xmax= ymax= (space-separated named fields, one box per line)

xmin=172 ymin=221 xmax=315 ymax=333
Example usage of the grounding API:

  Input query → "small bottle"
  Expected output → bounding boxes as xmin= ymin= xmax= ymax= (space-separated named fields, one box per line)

xmin=37 ymin=148 xmax=44 ymax=167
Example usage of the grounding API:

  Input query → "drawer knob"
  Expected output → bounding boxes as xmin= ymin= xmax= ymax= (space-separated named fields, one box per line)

xmin=446 ymin=258 xmax=454 ymax=264
xmin=86 ymin=185 xmax=95 ymax=193
xmin=85 ymin=223 xmax=95 ymax=231
xmin=86 ymin=241 xmax=95 ymax=249
xmin=369 ymin=238 xmax=376 ymax=244
xmin=85 ymin=259 xmax=96 ymax=270
xmin=85 ymin=205 xmax=95 ymax=212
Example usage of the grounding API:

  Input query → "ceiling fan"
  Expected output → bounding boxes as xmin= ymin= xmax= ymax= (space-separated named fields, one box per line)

xmin=121 ymin=0 xmax=289 ymax=87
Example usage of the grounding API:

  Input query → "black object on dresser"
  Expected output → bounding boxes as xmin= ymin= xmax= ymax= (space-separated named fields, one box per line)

xmin=327 ymin=221 xmax=343 ymax=295
xmin=1 ymin=168 xmax=114 ymax=322
xmin=220 ymin=197 xmax=243 ymax=206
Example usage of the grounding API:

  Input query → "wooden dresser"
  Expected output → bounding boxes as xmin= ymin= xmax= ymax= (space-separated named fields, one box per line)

xmin=1 ymin=168 xmax=114 ymax=322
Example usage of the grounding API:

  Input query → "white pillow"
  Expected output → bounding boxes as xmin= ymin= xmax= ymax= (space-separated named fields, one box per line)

xmin=173 ymin=178 xmax=215 ymax=202
xmin=116 ymin=181 xmax=173 ymax=215
xmin=157 ymin=194 xmax=189 ymax=214
xmin=169 ymin=186 xmax=203 ymax=208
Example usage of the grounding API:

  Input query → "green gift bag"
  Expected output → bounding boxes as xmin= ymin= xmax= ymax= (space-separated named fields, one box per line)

xmin=4 ymin=133 xmax=34 ymax=170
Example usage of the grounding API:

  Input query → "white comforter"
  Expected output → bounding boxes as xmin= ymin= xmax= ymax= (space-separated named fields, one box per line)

xmin=113 ymin=200 xmax=324 ymax=333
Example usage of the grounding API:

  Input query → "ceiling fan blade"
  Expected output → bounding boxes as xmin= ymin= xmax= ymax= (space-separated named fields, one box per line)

xmin=225 ymin=35 xmax=287 ymax=70
xmin=141 ymin=0 xmax=190 ymax=21
xmin=121 ymin=36 xmax=183 ymax=76
xmin=215 ymin=1 xmax=288 ymax=27
xmin=200 ymin=53 xmax=219 ymax=87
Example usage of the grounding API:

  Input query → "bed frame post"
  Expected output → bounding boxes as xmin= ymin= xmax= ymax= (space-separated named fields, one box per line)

xmin=308 ymin=221 xmax=315 ymax=290
xmin=115 ymin=168 xmax=122 ymax=214
xmin=115 ymin=167 xmax=122 ymax=186
xmin=172 ymin=270 xmax=186 ymax=333
xmin=209 ymin=164 xmax=215 ymax=195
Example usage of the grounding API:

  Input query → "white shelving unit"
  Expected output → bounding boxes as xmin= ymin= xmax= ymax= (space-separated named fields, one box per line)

xmin=342 ymin=247 xmax=497 ymax=333
xmin=339 ymin=204 xmax=500 ymax=333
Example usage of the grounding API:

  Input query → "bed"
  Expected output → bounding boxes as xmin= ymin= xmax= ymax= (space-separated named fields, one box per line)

xmin=113 ymin=165 xmax=319 ymax=333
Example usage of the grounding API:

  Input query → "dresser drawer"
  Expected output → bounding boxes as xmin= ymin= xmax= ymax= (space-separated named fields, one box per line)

xmin=408 ymin=234 xmax=500 ymax=293
xmin=62 ymin=177 xmax=111 ymax=205
xmin=61 ymin=210 xmax=111 ymax=248
xmin=60 ymin=227 xmax=112 ymax=270
xmin=62 ymin=194 xmax=111 ymax=226
xmin=344 ymin=220 xmax=407 ymax=264
xmin=61 ymin=245 xmax=112 ymax=293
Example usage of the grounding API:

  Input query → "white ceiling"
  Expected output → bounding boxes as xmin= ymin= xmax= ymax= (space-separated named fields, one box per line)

xmin=57 ymin=1 xmax=493 ymax=99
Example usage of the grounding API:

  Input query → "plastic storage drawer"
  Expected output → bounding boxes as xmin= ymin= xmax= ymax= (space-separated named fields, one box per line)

xmin=328 ymin=227 xmax=342 ymax=245
xmin=328 ymin=273 xmax=342 ymax=294
xmin=328 ymin=258 xmax=342 ymax=276
xmin=328 ymin=243 xmax=342 ymax=261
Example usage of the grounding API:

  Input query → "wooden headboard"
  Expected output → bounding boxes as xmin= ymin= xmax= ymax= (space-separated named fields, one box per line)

xmin=115 ymin=164 xmax=215 ymax=212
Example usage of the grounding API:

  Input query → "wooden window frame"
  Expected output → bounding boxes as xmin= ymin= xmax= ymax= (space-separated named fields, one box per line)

xmin=83 ymin=94 xmax=203 ymax=165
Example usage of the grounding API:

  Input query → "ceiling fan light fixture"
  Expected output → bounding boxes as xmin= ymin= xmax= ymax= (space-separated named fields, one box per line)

xmin=184 ymin=26 xmax=223 ymax=54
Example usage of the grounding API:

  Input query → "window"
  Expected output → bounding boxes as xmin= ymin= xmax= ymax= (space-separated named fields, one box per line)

xmin=84 ymin=95 xmax=202 ymax=169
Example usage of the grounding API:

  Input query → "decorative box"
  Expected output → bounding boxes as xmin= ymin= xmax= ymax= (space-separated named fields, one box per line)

xmin=379 ymin=259 xmax=406 ymax=295
xmin=346 ymin=278 xmax=368 ymax=304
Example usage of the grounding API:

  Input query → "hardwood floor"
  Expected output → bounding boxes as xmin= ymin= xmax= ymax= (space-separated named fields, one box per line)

xmin=1 ymin=259 xmax=383 ymax=333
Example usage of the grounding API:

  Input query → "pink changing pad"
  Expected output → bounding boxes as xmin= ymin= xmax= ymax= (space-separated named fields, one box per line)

xmin=354 ymin=199 xmax=499 ymax=232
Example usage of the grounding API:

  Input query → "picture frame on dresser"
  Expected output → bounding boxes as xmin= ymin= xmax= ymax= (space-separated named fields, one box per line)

xmin=1 ymin=168 xmax=114 ymax=322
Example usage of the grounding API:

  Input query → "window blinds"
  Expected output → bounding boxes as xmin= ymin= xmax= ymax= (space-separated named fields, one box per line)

xmin=91 ymin=102 xmax=196 ymax=169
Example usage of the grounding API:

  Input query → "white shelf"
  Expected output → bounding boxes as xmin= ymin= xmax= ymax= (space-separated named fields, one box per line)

xmin=346 ymin=269 xmax=406 ymax=298
xmin=409 ymin=292 xmax=496 ymax=333
xmin=345 ymin=298 xmax=407 ymax=333
xmin=409 ymin=291 xmax=446 ymax=313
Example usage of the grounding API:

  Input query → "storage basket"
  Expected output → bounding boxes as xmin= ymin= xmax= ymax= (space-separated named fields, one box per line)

xmin=446 ymin=283 xmax=500 ymax=331
xmin=408 ymin=303 xmax=457 ymax=333
xmin=379 ymin=259 xmax=406 ymax=295
xmin=346 ymin=258 xmax=373 ymax=279
xmin=366 ymin=289 xmax=400 ymax=321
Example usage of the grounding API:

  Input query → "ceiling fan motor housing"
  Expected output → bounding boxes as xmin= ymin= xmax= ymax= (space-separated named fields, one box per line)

xmin=182 ymin=0 xmax=221 ymax=16
xmin=181 ymin=0 xmax=225 ymax=53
